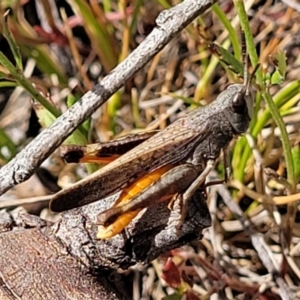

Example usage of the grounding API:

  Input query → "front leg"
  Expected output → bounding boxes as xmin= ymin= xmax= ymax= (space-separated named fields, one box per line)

xmin=205 ymin=148 xmax=231 ymax=187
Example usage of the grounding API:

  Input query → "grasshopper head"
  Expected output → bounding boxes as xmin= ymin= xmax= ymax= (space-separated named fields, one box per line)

xmin=220 ymin=83 xmax=253 ymax=134
xmin=221 ymin=32 xmax=258 ymax=134
xmin=222 ymin=61 xmax=259 ymax=134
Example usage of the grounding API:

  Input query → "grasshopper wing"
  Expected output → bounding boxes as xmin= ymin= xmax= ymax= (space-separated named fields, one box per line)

xmin=50 ymin=119 xmax=208 ymax=212
xmin=60 ymin=131 xmax=159 ymax=164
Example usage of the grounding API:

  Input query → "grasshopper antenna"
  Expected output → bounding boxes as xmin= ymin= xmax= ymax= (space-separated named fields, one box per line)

xmin=241 ymin=30 xmax=248 ymax=88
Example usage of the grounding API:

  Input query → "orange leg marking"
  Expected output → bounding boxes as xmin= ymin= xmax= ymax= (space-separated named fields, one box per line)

xmin=97 ymin=164 xmax=175 ymax=239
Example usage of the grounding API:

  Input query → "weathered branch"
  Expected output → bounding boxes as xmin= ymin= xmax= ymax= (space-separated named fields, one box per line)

xmin=0 ymin=0 xmax=217 ymax=195
xmin=0 ymin=190 xmax=211 ymax=299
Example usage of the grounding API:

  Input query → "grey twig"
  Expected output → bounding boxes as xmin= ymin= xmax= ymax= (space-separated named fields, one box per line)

xmin=0 ymin=0 xmax=216 ymax=195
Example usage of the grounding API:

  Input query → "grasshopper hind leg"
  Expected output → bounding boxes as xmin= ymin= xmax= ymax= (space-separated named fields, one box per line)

xmin=170 ymin=148 xmax=231 ymax=232
xmin=96 ymin=164 xmax=199 ymax=239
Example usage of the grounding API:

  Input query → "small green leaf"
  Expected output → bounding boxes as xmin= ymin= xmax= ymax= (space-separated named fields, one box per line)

xmin=273 ymin=50 xmax=287 ymax=77
xmin=271 ymin=70 xmax=284 ymax=85
xmin=270 ymin=51 xmax=287 ymax=85
xmin=209 ymin=43 xmax=243 ymax=76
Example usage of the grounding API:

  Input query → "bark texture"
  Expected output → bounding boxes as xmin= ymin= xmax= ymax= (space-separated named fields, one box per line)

xmin=0 ymin=191 xmax=211 ymax=299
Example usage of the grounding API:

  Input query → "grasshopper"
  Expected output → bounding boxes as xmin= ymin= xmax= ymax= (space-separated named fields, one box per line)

xmin=50 ymin=39 xmax=258 ymax=239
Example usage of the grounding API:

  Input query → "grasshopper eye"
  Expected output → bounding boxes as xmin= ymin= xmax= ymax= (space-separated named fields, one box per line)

xmin=232 ymin=93 xmax=247 ymax=114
